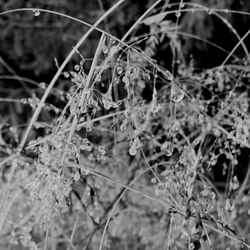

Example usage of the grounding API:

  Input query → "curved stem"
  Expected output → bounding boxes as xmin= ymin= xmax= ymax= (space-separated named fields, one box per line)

xmin=17 ymin=0 xmax=125 ymax=152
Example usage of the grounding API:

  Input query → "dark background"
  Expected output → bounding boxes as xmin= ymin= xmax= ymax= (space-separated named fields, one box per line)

xmin=0 ymin=0 xmax=250 ymax=80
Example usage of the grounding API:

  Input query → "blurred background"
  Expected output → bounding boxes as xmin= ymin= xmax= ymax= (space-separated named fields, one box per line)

xmin=0 ymin=0 xmax=250 ymax=80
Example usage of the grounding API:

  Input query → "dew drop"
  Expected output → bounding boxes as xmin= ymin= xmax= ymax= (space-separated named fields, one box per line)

xmin=63 ymin=72 xmax=70 ymax=78
xmin=143 ymin=70 xmax=151 ymax=81
xmin=39 ymin=82 xmax=46 ymax=89
xmin=172 ymin=122 xmax=179 ymax=132
xmin=116 ymin=65 xmax=123 ymax=75
xmin=96 ymin=75 xmax=102 ymax=82
xmin=21 ymin=98 xmax=28 ymax=104
xmin=151 ymin=178 xmax=156 ymax=184
xmin=33 ymin=9 xmax=40 ymax=17
xmin=189 ymin=242 xmax=195 ymax=250
xmin=70 ymin=71 xmax=77 ymax=78
xmin=225 ymin=198 xmax=233 ymax=211
xmin=102 ymin=45 xmax=109 ymax=54
xmin=129 ymin=147 xmax=137 ymax=156
xmin=74 ymin=64 xmax=80 ymax=71
xmin=139 ymin=110 xmax=145 ymax=119
xmin=171 ymin=84 xmax=185 ymax=103
xmin=175 ymin=11 xmax=181 ymax=18
xmin=122 ymin=76 xmax=128 ymax=83
xmin=116 ymin=100 xmax=122 ymax=105
xmin=81 ymin=168 xmax=90 ymax=175
xmin=74 ymin=171 xmax=80 ymax=182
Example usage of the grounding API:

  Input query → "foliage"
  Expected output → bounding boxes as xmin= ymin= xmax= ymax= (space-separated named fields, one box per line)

xmin=1 ymin=1 xmax=250 ymax=250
